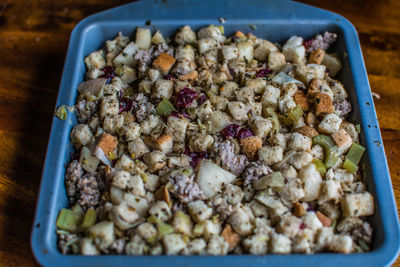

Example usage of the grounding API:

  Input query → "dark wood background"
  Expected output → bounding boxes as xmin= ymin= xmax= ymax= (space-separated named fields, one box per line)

xmin=0 ymin=0 xmax=399 ymax=265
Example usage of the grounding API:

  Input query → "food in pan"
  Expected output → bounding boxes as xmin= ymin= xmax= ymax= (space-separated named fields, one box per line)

xmin=55 ymin=25 xmax=373 ymax=255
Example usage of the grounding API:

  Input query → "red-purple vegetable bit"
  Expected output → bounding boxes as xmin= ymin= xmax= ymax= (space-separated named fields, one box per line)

xmin=221 ymin=124 xmax=254 ymax=140
xmin=164 ymin=74 xmax=177 ymax=80
xmin=100 ymin=66 xmax=116 ymax=84
xmin=184 ymin=147 xmax=209 ymax=168
xmin=170 ymin=111 xmax=191 ymax=119
xmin=255 ymin=68 xmax=272 ymax=78
xmin=176 ymin=87 xmax=199 ymax=109
xmin=118 ymin=92 xmax=134 ymax=113
xmin=197 ymin=94 xmax=208 ymax=105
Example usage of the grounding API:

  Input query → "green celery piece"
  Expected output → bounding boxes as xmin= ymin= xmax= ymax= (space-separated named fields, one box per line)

xmin=355 ymin=124 xmax=361 ymax=134
xmin=279 ymin=106 xmax=303 ymax=126
xmin=156 ymin=98 xmax=175 ymax=117
xmin=346 ymin=143 xmax=366 ymax=165
xmin=312 ymin=159 xmax=326 ymax=176
xmin=343 ymin=158 xmax=358 ymax=173
xmin=56 ymin=209 xmax=79 ymax=232
xmin=81 ymin=208 xmax=97 ymax=229
xmin=216 ymin=25 xmax=224 ymax=34
xmin=157 ymin=222 xmax=174 ymax=238
xmin=147 ymin=215 xmax=161 ymax=224
xmin=312 ymin=135 xmax=339 ymax=169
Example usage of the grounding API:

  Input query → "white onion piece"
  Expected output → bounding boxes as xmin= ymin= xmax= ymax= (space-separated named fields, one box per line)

xmin=272 ymin=72 xmax=303 ymax=85
xmin=94 ymin=146 xmax=111 ymax=166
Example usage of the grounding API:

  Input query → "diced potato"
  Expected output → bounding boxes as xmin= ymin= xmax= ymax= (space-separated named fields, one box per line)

xmin=195 ymin=160 xmax=236 ymax=198
xmin=322 ymin=53 xmax=342 ymax=77
xmin=113 ymin=42 xmax=138 ymax=67
xmin=135 ymin=27 xmax=152 ymax=50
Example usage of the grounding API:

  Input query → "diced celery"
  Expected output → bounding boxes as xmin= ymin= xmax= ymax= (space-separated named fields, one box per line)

xmin=279 ymin=106 xmax=303 ymax=126
xmin=312 ymin=158 xmax=326 ymax=176
xmin=346 ymin=143 xmax=365 ymax=165
xmin=312 ymin=135 xmax=339 ymax=169
xmin=54 ymin=105 xmax=68 ymax=120
xmin=216 ymin=25 xmax=224 ymax=34
xmin=355 ymin=124 xmax=361 ymax=134
xmin=193 ymin=223 xmax=204 ymax=237
xmin=156 ymin=98 xmax=175 ymax=117
xmin=343 ymin=158 xmax=358 ymax=173
xmin=56 ymin=209 xmax=79 ymax=232
xmin=147 ymin=215 xmax=161 ymax=224
xmin=81 ymin=208 xmax=97 ymax=229
xmin=358 ymin=240 xmax=369 ymax=252
xmin=157 ymin=222 xmax=174 ymax=238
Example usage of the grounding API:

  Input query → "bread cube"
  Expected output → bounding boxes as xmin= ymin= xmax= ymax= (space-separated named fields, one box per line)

xmin=197 ymin=25 xmax=224 ymax=42
xmin=249 ymin=116 xmax=273 ymax=139
xmin=302 ymin=211 xmax=323 ymax=230
xmin=112 ymin=170 xmax=131 ymax=190
xmin=259 ymin=146 xmax=284 ymax=165
xmin=295 ymin=64 xmax=326 ymax=84
xmin=341 ymin=192 xmax=374 ymax=217
xmin=198 ymin=38 xmax=220 ymax=54
xmin=289 ymin=151 xmax=313 ymax=170
xmin=254 ymin=40 xmax=278 ymax=61
xmin=149 ymin=201 xmax=172 ymax=221
xmin=97 ymin=133 xmax=118 ymax=155
xmin=243 ymin=234 xmax=269 ymax=254
xmin=282 ymin=36 xmax=306 ymax=64
xmin=166 ymin=115 xmax=189 ymax=142
xmin=188 ymin=200 xmax=212 ymax=223
xmin=228 ymin=206 xmax=253 ymax=235
xmin=207 ymin=236 xmax=229 ymax=255
xmin=277 ymin=213 xmax=301 ymax=238
xmin=268 ymin=51 xmax=286 ymax=71
xmin=128 ymin=138 xmax=150 ymax=158
xmin=84 ymin=50 xmax=106 ymax=70
xmin=152 ymin=79 xmax=174 ymax=99
xmin=332 ymin=128 xmax=352 ymax=151
xmin=188 ymin=133 xmax=214 ymax=152
xmin=288 ymin=132 xmax=312 ymax=152
xmin=299 ymin=163 xmax=322 ymax=202
xmin=270 ymin=233 xmax=292 ymax=254
xmin=71 ymin=124 xmax=93 ymax=147
xmin=318 ymin=113 xmax=343 ymax=135
xmin=235 ymin=86 xmax=255 ymax=103
xmin=206 ymin=110 xmax=232 ymax=133
xmin=246 ymin=78 xmax=267 ymax=94
xmin=103 ymin=115 xmax=124 ymax=134
xmin=237 ymin=41 xmax=254 ymax=61
xmin=327 ymin=235 xmax=353 ymax=253
xmin=308 ymin=48 xmax=325 ymax=64
xmin=175 ymin=44 xmax=196 ymax=61
xmin=135 ymin=27 xmax=151 ymax=50
xmin=143 ymin=150 xmax=166 ymax=173
xmin=175 ymin=25 xmax=197 ymax=45
xmin=184 ymin=239 xmax=206 ymax=255
xmin=278 ymin=94 xmax=297 ymax=113
xmin=100 ymin=98 xmax=119 ymax=118
xmin=137 ymin=222 xmax=157 ymax=240
xmin=220 ymin=81 xmax=239 ymax=99
xmin=261 ymin=85 xmax=281 ymax=107
xmin=128 ymin=174 xmax=145 ymax=197
xmin=138 ymin=79 xmax=153 ymax=95
xmin=152 ymin=53 xmax=176 ymax=75
xmin=163 ymin=234 xmax=186 ymax=255
xmin=221 ymin=45 xmax=239 ymax=61
xmin=203 ymin=219 xmax=222 ymax=241
xmin=315 ymin=92 xmax=334 ymax=116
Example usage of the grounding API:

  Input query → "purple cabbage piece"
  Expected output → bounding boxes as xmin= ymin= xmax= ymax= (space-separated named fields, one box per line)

xmin=255 ymin=68 xmax=272 ymax=78
xmin=221 ymin=124 xmax=254 ymax=140
xmin=164 ymin=74 xmax=177 ymax=80
xmin=118 ymin=97 xmax=133 ymax=113
xmin=197 ymin=94 xmax=207 ymax=105
xmin=304 ymin=32 xmax=338 ymax=53
xmin=100 ymin=66 xmax=115 ymax=84
xmin=176 ymin=87 xmax=198 ymax=109
xmin=185 ymin=147 xmax=209 ymax=168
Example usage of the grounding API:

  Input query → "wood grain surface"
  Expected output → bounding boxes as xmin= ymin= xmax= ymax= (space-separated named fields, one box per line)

xmin=0 ymin=0 xmax=399 ymax=266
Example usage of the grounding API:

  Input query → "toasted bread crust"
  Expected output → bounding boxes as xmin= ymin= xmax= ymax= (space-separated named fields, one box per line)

xmin=152 ymin=52 xmax=176 ymax=75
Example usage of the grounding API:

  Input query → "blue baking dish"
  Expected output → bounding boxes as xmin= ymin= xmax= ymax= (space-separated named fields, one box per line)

xmin=31 ymin=0 xmax=400 ymax=266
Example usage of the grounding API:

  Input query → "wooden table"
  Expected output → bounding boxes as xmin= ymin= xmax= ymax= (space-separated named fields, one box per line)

xmin=0 ymin=0 xmax=398 ymax=265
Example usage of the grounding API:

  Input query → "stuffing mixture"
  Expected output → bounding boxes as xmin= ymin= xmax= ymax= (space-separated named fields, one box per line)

xmin=55 ymin=25 xmax=374 ymax=255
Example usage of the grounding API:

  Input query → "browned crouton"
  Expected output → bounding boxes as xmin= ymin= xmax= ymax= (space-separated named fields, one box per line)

xmin=233 ymin=31 xmax=245 ymax=38
xmin=316 ymin=211 xmax=332 ymax=227
xmin=178 ymin=70 xmax=198 ymax=82
xmin=221 ymin=225 xmax=240 ymax=251
xmin=315 ymin=92 xmax=333 ymax=116
xmin=308 ymin=49 xmax=326 ymax=64
xmin=144 ymin=134 xmax=173 ymax=154
xmin=305 ymin=112 xmax=316 ymax=127
xmin=308 ymin=78 xmax=323 ymax=95
xmin=155 ymin=185 xmax=171 ymax=207
xmin=293 ymin=202 xmax=305 ymax=218
xmin=97 ymin=133 xmax=118 ymax=155
xmin=297 ymin=126 xmax=319 ymax=138
xmin=152 ymin=52 xmax=176 ymax=75
xmin=240 ymin=136 xmax=263 ymax=160
xmin=293 ymin=91 xmax=310 ymax=111
xmin=331 ymin=129 xmax=352 ymax=150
